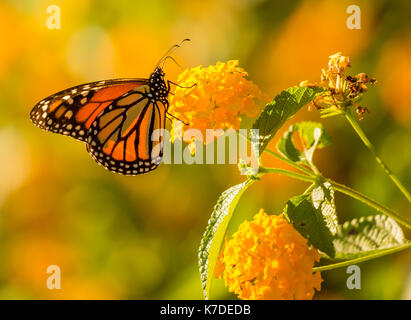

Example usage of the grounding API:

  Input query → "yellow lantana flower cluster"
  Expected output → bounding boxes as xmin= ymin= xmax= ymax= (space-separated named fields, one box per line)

xmin=215 ymin=209 xmax=322 ymax=300
xmin=168 ymin=60 xmax=263 ymax=146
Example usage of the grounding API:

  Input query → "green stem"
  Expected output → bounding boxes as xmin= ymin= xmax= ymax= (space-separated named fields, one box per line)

xmin=260 ymin=165 xmax=411 ymax=229
xmin=263 ymin=148 xmax=316 ymax=177
xmin=308 ymin=162 xmax=321 ymax=176
xmin=259 ymin=166 xmax=318 ymax=184
xmin=345 ymin=108 xmax=411 ymax=203
xmin=326 ymin=179 xmax=411 ymax=229
xmin=239 ymin=130 xmax=316 ymax=177
xmin=313 ymin=243 xmax=411 ymax=272
xmin=304 ymin=183 xmax=317 ymax=195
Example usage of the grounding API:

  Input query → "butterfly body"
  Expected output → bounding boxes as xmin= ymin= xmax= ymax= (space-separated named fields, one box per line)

xmin=30 ymin=68 xmax=169 ymax=175
xmin=30 ymin=39 xmax=190 ymax=175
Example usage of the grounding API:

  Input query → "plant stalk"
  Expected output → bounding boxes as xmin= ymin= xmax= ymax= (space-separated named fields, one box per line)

xmin=259 ymin=166 xmax=317 ymax=184
xmin=260 ymin=166 xmax=411 ymax=229
xmin=345 ymin=108 xmax=411 ymax=203
xmin=263 ymin=148 xmax=316 ymax=177
xmin=313 ymin=243 xmax=411 ymax=272
xmin=326 ymin=178 xmax=411 ymax=228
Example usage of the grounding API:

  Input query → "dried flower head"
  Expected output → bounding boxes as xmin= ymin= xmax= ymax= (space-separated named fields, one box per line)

xmin=302 ymin=52 xmax=376 ymax=120
xmin=215 ymin=209 xmax=322 ymax=300
xmin=327 ymin=52 xmax=351 ymax=74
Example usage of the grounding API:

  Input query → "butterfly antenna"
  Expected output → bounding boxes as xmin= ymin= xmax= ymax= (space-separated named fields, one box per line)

xmin=157 ymin=38 xmax=191 ymax=69
xmin=161 ymin=56 xmax=184 ymax=70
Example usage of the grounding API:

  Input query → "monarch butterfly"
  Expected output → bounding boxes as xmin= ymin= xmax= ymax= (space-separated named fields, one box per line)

xmin=30 ymin=39 xmax=190 ymax=175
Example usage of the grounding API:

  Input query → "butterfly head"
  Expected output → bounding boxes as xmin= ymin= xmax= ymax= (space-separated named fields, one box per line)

xmin=150 ymin=39 xmax=191 ymax=99
xmin=152 ymin=66 xmax=165 ymax=78
xmin=149 ymin=67 xmax=168 ymax=98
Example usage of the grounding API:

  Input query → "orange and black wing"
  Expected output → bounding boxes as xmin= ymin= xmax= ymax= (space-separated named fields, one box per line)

xmin=86 ymin=85 xmax=167 ymax=175
xmin=30 ymin=79 xmax=148 ymax=142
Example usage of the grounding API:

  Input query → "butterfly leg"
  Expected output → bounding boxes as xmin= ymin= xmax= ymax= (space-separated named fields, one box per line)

xmin=164 ymin=80 xmax=194 ymax=125
xmin=167 ymin=80 xmax=197 ymax=90
xmin=166 ymin=112 xmax=189 ymax=126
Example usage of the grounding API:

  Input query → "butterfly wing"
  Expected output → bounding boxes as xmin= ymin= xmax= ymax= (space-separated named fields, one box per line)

xmin=30 ymin=79 xmax=148 ymax=142
xmin=86 ymin=86 xmax=167 ymax=175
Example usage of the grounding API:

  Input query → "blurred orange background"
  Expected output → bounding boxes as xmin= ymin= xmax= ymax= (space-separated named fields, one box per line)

xmin=0 ymin=0 xmax=410 ymax=299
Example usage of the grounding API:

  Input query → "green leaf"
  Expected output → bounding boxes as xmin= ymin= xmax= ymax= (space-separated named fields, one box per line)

xmin=276 ymin=126 xmax=301 ymax=162
xmin=284 ymin=183 xmax=338 ymax=257
xmin=311 ymin=182 xmax=339 ymax=235
xmin=277 ymin=121 xmax=331 ymax=163
xmin=333 ymin=214 xmax=409 ymax=260
xmin=251 ymin=86 xmax=326 ymax=155
xmin=198 ymin=179 xmax=254 ymax=299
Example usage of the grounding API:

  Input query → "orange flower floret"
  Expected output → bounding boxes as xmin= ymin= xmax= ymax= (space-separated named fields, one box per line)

xmin=168 ymin=60 xmax=263 ymax=146
xmin=215 ymin=209 xmax=322 ymax=300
